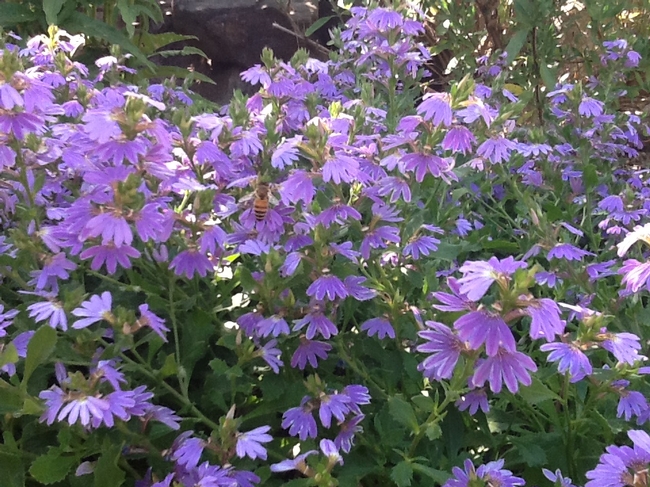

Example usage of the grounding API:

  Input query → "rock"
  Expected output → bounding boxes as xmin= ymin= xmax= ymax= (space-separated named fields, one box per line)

xmin=155 ymin=0 xmax=324 ymax=103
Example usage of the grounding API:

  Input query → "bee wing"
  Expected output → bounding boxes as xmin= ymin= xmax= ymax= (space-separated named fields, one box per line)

xmin=269 ymin=194 xmax=280 ymax=205
xmin=239 ymin=193 xmax=256 ymax=205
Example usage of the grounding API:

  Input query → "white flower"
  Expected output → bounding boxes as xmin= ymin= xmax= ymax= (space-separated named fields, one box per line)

xmin=617 ymin=223 xmax=650 ymax=257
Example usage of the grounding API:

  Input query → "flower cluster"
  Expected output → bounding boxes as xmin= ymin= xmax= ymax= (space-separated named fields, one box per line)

xmin=0 ymin=3 xmax=649 ymax=486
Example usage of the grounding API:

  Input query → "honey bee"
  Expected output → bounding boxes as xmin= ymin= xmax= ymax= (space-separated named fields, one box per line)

xmin=253 ymin=181 xmax=270 ymax=221
xmin=239 ymin=178 xmax=278 ymax=222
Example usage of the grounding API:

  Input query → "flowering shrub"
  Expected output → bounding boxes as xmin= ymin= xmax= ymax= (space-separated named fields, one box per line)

xmin=1 ymin=6 xmax=650 ymax=487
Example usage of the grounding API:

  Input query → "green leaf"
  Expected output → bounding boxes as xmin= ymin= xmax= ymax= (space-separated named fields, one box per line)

xmin=29 ymin=449 xmax=77 ymax=484
xmin=0 ymin=387 xmax=22 ymax=414
xmin=391 ymin=461 xmax=413 ymax=487
xmin=0 ymin=343 xmax=18 ymax=369
xmin=43 ymin=0 xmax=65 ymax=25
xmin=22 ymin=325 xmax=57 ymax=387
xmin=94 ymin=443 xmax=125 ymax=487
xmin=518 ymin=377 xmax=561 ymax=405
xmin=117 ymin=0 xmax=137 ymax=38
xmin=305 ymin=15 xmax=334 ymax=37
xmin=0 ymin=452 xmax=24 ymax=487
xmin=411 ymin=463 xmax=451 ymax=484
xmin=0 ymin=3 xmax=39 ymax=26
xmin=64 ymin=12 xmax=153 ymax=69
xmin=388 ymin=395 xmax=419 ymax=434
xmin=505 ymin=28 xmax=530 ymax=65
xmin=583 ymin=164 xmax=598 ymax=191
xmin=513 ymin=0 xmax=536 ymax=26
xmin=425 ymin=423 xmax=442 ymax=441
xmin=539 ymin=60 xmax=556 ymax=90
xmin=511 ymin=436 xmax=548 ymax=466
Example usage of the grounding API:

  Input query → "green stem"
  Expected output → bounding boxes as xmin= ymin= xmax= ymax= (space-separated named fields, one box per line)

xmin=107 ymin=341 xmax=220 ymax=431
xmin=334 ymin=336 xmax=388 ymax=400
xmin=407 ymin=359 xmax=474 ymax=458
xmin=168 ymin=275 xmax=187 ymax=399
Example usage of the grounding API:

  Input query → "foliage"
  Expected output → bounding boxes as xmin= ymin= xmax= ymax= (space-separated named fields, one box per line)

xmin=1 ymin=4 xmax=650 ymax=487
xmin=0 ymin=0 xmax=209 ymax=83
xmin=420 ymin=0 xmax=650 ymax=115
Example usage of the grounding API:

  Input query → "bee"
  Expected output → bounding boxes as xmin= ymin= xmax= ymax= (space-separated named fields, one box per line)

xmin=253 ymin=181 xmax=271 ymax=221
xmin=238 ymin=178 xmax=278 ymax=222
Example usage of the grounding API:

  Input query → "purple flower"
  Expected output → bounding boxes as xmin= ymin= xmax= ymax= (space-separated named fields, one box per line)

xmin=540 ymin=341 xmax=592 ymax=382
xmin=457 ymin=256 xmax=527 ymax=301
xmin=403 ymin=235 xmax=440 ymax=259
xmin=335 ymin=414 xmax=364 ymax=453
xmin=71 ymin=291 xmax=112 ymax=329
xmin=442 ymin=126 xmax=476 ymax=154
xmin=34 ymin=253 xmax=77 ymax=290
xmin=137 ymin=304 xmax=169 ymax=341
xmin=293 ymin=307 xmax=338 ymax=339
xmin=171 ymin=433 xmax=206 ymax=470
xmin=270 ymin=450 xmax=317 ymax=473
xmin=322 ymin=154 xmax=359 ymax=184
xmin=444 ymin=459 xmax=524 ymax=487
xmin=403 ymin=153 xmax=453 ymax=182
xmin=342 ymin=385 xmax=371 ymax=413
xmin=257 ymin=339 xmax=283 ymax=373
xmin=236 ymin=425 xmax=272 ymax=460
xmin=280 ymin=252 xmax=302 ymax=277
xmin=600 ymin=332 xmax=642 ymax=365
xmin=615 ymin=387 xmax=647 ymax=421
xmin=579 ymin=97 xmax=604 ymax=117
xmin=169 ymin=248 xmax=213 ymax=279
xmin=79 ymin=243 xmax=141 ymax=274
xmin=542 ymin=469 xmax=576 ymax=487
xmin=27 ymin=299 xmax=67 ymax=331
xmin=432 ymin=277 xmax=475 ymax=312
xmin=619 ymin=259 xmax=650 ymax=293
xmin=525 ymin=298 xmax=565 ymax=341
xmin=316 ymin=204 xmax=362 ymax=228
xmin=360 ymin=317 xmax=395 ymax=339
xmin=585 ymin=442 xmax=650 ymax=487
xmin=477 ymin=136 xmax=515 ymax=164
xmin=360 ymin=226 xmax=400 ymax=259
xmin=281 ymin=397 xmax=318 ymax=440
xmin=344 ymin=276 xmax=376 ymax=301
xmin=306 ymin=275 xmax=348 ymax=301
xmin=319 ymin=393 xmax=351 ymax=428
xmin=320 ymin=439 xmax=344 ymax=467
xmin=291 ymin=339 xmax=331 ymax=369
xmin=39 ymin=387 xmax=111 ymax=428
xmin=82 ymin=211 xmax=133 ymax=247
xmin=280 ymin=170 xmax=315 ymax=205
xmin=454 ymin=311 xmax=516 ymax=356
xmin=547 ymin=243 xmax=594 ymax=261
xmin=257 ymin=314 xmax=290 ymax=338
xmin=471 ymin=348 xmax=538 ymax=394
xmin=417 ymin=93 xmax=452 ymax=127
xmin=417 ymin=321 xmax=464 ymax=380
xmin=456 ymin=389 xmax=489 ymax=415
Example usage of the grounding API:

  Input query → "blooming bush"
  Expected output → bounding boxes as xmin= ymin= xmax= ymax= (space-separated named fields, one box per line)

xmin=1 ymin=6 xmax=650 ymax=487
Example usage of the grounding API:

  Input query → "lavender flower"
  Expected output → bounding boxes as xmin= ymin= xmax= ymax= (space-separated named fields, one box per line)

xmin=306 ymin=275 xmax=349 ymax=301
xmin=291 ymin=339 xmax=331 ymax=369
xmin=471 ymin=348 xmax=538 ymax=394
xmin=456 ymin=389 xmax=490 ymax=415
xmin=71 ymin=291 xmax=112 ymax=329
xmin=417 ymin=321 xmax=464 ymax=380
xmin=236 ymin=425 xmax=272 ymax=460
xmin=360 ymin=317 xmax=395 ymax=339
xmin=457 ymin=256 xmax=527 ymax=301
xmin=282 ymin=397 xmax=318 ymax=440
xmin=540 ymin=341 xmax=592 ymax=382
